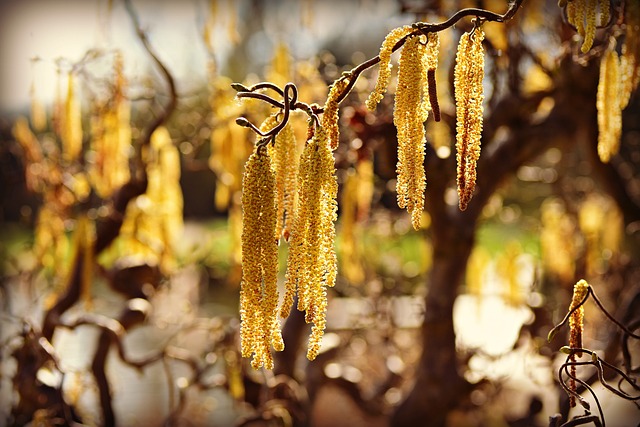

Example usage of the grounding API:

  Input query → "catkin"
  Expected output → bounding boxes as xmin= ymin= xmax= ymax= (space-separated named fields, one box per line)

xmin=240 ymin=149 xmax=283 ymax=370
xmin=90 ymin=53 xmax=131 ymax=198
xmin=599 ymin=0 xmax=609 ymax=26
xmin=564 ymin=0 xmax=608 ymax=53
xmin=569 ymin=279 xmax=588 ymax=353
xmin=395 ymin=36 xmax=428 ymax=230
xmin=261 ymin=115 xmax=299 ymax=240
xmin=366 ymin=25 xmax=415 ymax=111
xmin=568 ymin=279 xmax=589 ymax=407
xmin=596 ymin=47 xmax=622 ymax=163
xmin=322 ymin=77 xmax=349 ymax=150
xmin=62 ymin=72 xmax=83 ymax=163
xmin=582 ymin=0 xmax=597 ymax=53
xmin=454 ymin=28 xmax=485 ymax=211
xmin=282 ymin=126 xmax=337 ymax=361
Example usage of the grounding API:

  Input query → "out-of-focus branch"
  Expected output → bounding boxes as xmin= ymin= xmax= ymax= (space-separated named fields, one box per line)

xmin=43 ymin=0 xmax=178 ymax=342
xmin=32 ymin=1 xmax=179 ymax=424
xmin=94 ymin=0 xmax=178 ymax=254
xmin=123 ymin=0 xmax=177 ymax=164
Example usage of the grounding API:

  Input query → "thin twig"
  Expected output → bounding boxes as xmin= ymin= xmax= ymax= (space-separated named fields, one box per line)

xmin=559 ymin=361 xmax=606 ymax=427
xmin=589 ymin=288 xmax=640 ymax=340
xmin=548 ymin=289 xmax=591 ymax=342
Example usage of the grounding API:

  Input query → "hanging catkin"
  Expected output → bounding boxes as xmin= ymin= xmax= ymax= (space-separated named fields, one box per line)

xmin=596 ymin=47 xmax=622 ymax=163
xmin=454 ymin=27 xmax=485 ymax=211
xmin=366 ymin=25 xmax=415 ymax=111
xmin=281 ymin=126 xmax=337 ymax=361
xmin=240 ymin=149 xmax=283 ymax=369
xmin=394 ymin=35 xmax=428 ymax=230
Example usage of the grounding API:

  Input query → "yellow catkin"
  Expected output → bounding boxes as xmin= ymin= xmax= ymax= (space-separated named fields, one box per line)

xmin=282 ymin=126 xmax=337 ymax=361
xmin=322 ymin=77 xmax=349 ymax=151
xmin=90 ymin=53 xmax=131 ymax=197
xmin=454 ymin=27 xmax=485 ymax=211
xmin=568 ymin=279 xmax=589 ymax=407
xmin=540 ymin=199 xmax=577 ymax=282
xmin=240 ymin=149 xmax=283 ymax=370
xmin=620 ymin=1 xmax=640 ymax=109
xmin=13 ymin=117 xmax=44 ymax=192
xmin=261 ymin=114 xmax=299 ymax=240
xmin=70 ymin=216 xmax=95 ymax=310
xmin=208 ymin=73 xmax=252 ymax=212
xmin=62 ymin=72 xmax=83 ymax=163
xmin=99 ymin=126 xmax=183 ymax=274
xmin=267 ymin=42 xmax=292 ymax=89
xmin=395 ymin=35 xmax=428 ymax=230
xmin=226 ymin=0 xmax=240 ymax=45
xmin=366 ymin=25 xmax=416 ymax=111
xmin=564 ymin=0 xmax=605 ymax=53
xmin=597 ymin=47 xmax=622 ymax=163
xmin=571 ymin=0 xmax=586 ymax=39
xmin=599 ymin=0 xmax=610 ymax=26
xmin=581 ymin=0 xmax=597 ymax=53
xmin=151 ymin=127 xmax=184 ymax=273
xmin=355 ymin=157 xmax=374 ymax=222
xmin=338 ymin=168 xmax=365 ymax=285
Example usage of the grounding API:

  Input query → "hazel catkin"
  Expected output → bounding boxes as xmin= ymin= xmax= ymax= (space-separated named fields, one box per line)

xmin=564 ymin=0 xmax=609 ymax=53
xmin=261 ymin=114 xmax=299 ymax=240
xmin=240 ymin=149 xmax=283 ymax=369
xmin=454 ymin=27 xmax=485 ymax=211
xmin=366 ymin=25 xmax=415 ymax=111
xmin=323 ymin=77 xmax=349 ymax=150
xmin=596 ymin=46 xmax=622 ymax=163
xmin=620 ymin=1 xmax=640 ymax=110
xmin=395 ymin=35 xmax=428 ymax=230
xmin=567 ymin=279 xmax=589 ymax=407
xmin=281 ymin=126 xmax=337 ymax=361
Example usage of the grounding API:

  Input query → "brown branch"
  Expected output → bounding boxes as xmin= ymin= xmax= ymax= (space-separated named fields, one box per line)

xmin=124 ymin=0 xmax=178 ymax=164
xmin=32 ymin=2 xmax=179 ymax=424
xmin=95 ymin=0 xmax=177 ymax=254
xmin=81 ymin=306 xmax=155 ymax=427
xmin=233 ymin=0 xmax=525 ymax=153
xmin=333 ymin=0 xmax=525 ymax=105
xmin=43 ymin=0 xmax=178 ymax=344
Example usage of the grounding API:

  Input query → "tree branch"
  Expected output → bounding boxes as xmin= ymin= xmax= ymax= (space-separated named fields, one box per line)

xmin=333 ymin=0 xmax=525 ymax=105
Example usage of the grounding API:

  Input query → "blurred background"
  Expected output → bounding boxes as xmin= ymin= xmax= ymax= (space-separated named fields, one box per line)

xmin=1 ymin=0 xmax=639 ymax=426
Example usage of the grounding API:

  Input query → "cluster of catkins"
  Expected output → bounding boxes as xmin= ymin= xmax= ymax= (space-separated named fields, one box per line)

xmin=240 ymin=113 xmax=338 ymax=369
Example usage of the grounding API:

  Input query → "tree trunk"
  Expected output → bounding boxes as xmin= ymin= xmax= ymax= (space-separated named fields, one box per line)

xmin=390 ymin=53 xmax=599 ymax=427
xmin=391 ymin=212 xmax=476 ymax=427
